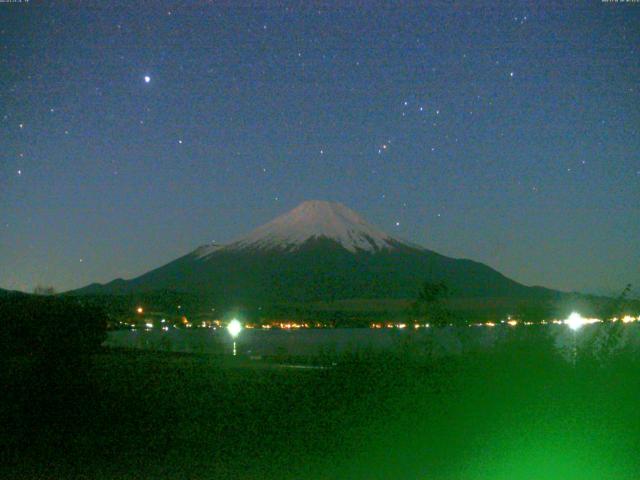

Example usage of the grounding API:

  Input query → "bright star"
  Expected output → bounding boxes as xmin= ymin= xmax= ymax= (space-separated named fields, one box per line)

xmin=144 ymin=75 xmax=151 ymax=83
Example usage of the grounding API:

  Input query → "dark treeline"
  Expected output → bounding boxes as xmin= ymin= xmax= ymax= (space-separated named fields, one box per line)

xmin=0 ymin=293 xmax=109 ymax=461
xmin=0 ymin=293 xmax=107 ymax=358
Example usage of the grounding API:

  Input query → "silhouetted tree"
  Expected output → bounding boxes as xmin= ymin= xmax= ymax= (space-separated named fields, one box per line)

xmin=33 ymin=285 xmax=56 ymax=296
xmin=0 ymin=295 xmax=107 ymax=359
xmin=599 ymin=283 xmax=633 ymax=320
xmin=413 ymin=280 xmax=453 ymax=327
xmin=594 ymin=284 xmax=634 ymax=364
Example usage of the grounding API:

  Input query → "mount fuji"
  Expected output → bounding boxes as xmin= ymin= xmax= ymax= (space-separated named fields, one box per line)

xmin=74 ymin=201 xmax=557 ymax=312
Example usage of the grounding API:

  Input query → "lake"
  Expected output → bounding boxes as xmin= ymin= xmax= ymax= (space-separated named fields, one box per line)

xmin=104 ymin=323 xmax=640 ymax=360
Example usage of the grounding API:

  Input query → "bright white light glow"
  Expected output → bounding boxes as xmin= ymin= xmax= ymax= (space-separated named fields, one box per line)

xmin=227 ymin=319 xmax=242 ymax=338
xmin=144 ymin=75 xmax=151 ymax=83
xmin=566 ymin=312 xmax=585 ymax=331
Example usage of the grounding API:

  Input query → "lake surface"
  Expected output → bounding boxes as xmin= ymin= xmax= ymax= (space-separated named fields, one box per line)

xmin=105 ymin=323 xmax=640 ymax=359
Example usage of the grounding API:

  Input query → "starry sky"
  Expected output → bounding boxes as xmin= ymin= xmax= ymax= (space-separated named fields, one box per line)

xmin=1 ymin=1 xmax=639 ymax=295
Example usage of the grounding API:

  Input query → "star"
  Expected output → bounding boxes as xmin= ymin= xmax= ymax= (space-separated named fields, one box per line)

xmin=144 ymin=75 xmax=151 ymax=83
xmin=17 ymin=169 xmax=22 ymax=176
xmin=509 ymin=71 xmax=514 ymax=78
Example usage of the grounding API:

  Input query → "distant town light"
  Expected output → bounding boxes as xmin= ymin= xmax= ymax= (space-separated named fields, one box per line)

xmin=136 ymin=307 xmax=143 ymax=314
xmin=227 ymin=318 xmax=242 ymax=338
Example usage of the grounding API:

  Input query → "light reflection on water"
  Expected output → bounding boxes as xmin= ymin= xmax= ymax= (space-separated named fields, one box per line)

xmin=105 ymin=323 xmax=640 ymax=360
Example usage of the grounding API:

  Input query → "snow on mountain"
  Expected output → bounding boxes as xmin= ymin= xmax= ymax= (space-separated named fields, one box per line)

xmin=193 ymin=243 xmax=223 ymax=259
xmin=200 ymin=200 xmax=409 ymax=255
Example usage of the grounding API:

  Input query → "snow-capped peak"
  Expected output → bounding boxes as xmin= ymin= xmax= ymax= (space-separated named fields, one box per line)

xmin=221 ymin=200 xmax=406 ymax=253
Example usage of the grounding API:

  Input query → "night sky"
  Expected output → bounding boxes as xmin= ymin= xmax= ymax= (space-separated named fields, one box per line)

xmin=1 ymin=1 xmax=638 ymax=295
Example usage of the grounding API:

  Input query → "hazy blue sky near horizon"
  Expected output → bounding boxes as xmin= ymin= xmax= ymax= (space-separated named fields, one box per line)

xmin=1 ymin=1 xmax=639 ymax=296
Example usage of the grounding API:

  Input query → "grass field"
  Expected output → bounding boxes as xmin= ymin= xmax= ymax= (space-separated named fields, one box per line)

xmin=2 ymin=328 xmax=639 ymax=479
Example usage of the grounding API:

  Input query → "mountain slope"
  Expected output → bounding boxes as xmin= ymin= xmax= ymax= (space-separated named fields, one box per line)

xmin=73 ymin=201 xmax=557 ymax=305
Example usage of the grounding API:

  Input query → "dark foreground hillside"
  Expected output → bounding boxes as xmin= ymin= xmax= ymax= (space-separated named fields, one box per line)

xmin=2 ymin=332 xmax=639 ymax=479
